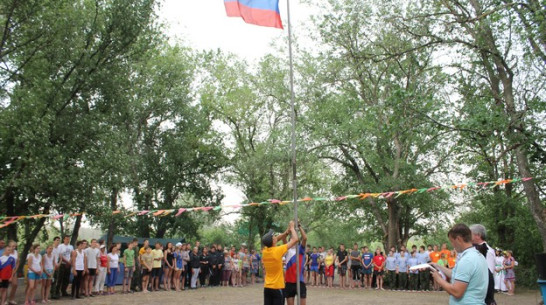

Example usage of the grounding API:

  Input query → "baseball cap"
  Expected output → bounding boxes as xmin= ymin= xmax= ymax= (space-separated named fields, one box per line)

xmin=100 ymin=245 xmax=105 ymax=249
xmin=175 ymin=242 xmax=182 ymax=247
xmin=261 ymin=229 xmax=274 ymax=247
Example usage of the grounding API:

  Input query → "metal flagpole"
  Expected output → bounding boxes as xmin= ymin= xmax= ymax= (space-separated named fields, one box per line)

xmin=286 ymin=0 xmax=300 ymax=304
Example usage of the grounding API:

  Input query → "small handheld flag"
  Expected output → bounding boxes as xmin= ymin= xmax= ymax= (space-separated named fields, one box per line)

xmin=224 ymin=0 xmax=283 ymax=29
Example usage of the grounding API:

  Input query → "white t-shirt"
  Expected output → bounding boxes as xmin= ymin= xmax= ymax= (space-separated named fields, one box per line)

xmin=84 ymin=247 xmax=100 ymax=269
xmin=27 ymin=253 xmax=42 ymax=273
xmin=57 ymin=244 xmax=74 ymax=263
xmin=43 ymin=253 xmax=54 ymax=270
xmin=51 ymin=246 xmax=60 ymax=265
xmin=9 ymin=250 xmax=18 ymax=264
xmin=108 ymin=253 xmax=119 ymax=268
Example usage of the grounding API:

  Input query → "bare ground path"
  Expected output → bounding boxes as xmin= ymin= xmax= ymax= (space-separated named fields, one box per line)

xmin=34 ymin=285 xmax=542 ymax=305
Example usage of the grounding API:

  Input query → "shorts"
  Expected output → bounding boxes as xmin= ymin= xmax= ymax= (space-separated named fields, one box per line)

xmin=251 ymin=267 xmax=258 ymax=275
xmin=338 ymin=265 xmax=347 ymax=276
xmin=88 ymin=268 xmax=97 ymax=276
xmin=152 ymin=268 xmax=161 ymax=278
xmin=243 ymin=267 xmax=249 ymax=274
xmin=319 ymin=265 xmax=324 ymax=274
xmin=41 ymin=269 xmax=54 ymax=279
xmin=284 ymin=282 xmax=306 ymax=299
xmin=310 ymin=265 xmax=319 ymax=273
xmin=28 ymin=271 xmax=41 ymax=280
xmin=361 ymin=267 xmax=372 ymax=275
xmin=264 ymin=288 xmax=284 ymax=305
xmin=325 ymin=265 xmax=334 ymax=277
xmin=124 ymin=267 xmax=134 ymax=278
xmin=142 ymin=269 xmax=151 ymax=276
xmin=374 ymin=270 xmax=384 ymax=276
xmin=351 ymin=265 xmax=361 ymax=280
xmin=0 ymin=280 xmax=10 ymax=288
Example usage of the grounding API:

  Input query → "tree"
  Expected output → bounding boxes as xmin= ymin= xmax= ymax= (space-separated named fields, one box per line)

xmin=302 ymin=0 xmax=453 ymax=249
xmin=400 ymin=0 xmax=546 ymax=251
xmin=0 ymin=0 xmax=159 ymax=270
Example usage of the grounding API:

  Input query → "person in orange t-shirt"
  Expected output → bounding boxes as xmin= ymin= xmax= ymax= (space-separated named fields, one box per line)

xmin=262 ymin=221 xmax=299 ymax=305
xmin=447 ymin=250 xmax=457 ymax=268
xmin=429 ymin=245 xmax=441 ymax=263
xmin=440 ymin=243 xmax=451 ymax=260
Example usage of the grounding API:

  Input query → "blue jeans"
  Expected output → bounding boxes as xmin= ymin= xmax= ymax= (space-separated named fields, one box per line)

xmin=107 ymin=268 xmax=119 ymax=287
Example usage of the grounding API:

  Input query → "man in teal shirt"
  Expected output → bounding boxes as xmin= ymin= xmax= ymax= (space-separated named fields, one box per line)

xmin=432 ymin=224 xmax=488 ymax=305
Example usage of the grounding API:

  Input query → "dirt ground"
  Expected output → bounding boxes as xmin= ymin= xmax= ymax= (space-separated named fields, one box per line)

xmin=25 ymin=284 xmax=541 ymax=305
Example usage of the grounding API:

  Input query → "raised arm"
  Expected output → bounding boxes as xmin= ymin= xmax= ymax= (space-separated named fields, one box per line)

xmin=298 ymin=224 xmax=307 ymax=248
xmin=285 ymin=221 xmax=299 ymax=250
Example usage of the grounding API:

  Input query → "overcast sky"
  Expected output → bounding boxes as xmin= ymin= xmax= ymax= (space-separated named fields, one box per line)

xmin=156 ymin=1 xmax=314 ymax=219
xmin=159 ymin=0 xmax=312 ymax=60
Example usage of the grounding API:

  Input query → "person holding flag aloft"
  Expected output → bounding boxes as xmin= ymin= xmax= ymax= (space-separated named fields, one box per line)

xmin=284 ymin=223 xmax=308 ymax=305
xmin=261 ymin=221 xmax=299 ymax=305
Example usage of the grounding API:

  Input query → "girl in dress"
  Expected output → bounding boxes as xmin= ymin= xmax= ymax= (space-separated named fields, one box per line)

xmin=503 ymin=250 xmax=516 ymax=295
xmin=163 ymin=242 xmax=174 ymax=291
xmin=231 ymin=254 xmax=240 ymax=287
xmin=41 ymin=245 xmax=55 ymax=303
xmin=494 ymin=249 xmax=506 ymax=292
xmin=222 ymin=251 xmax=233 ymax=287
xmin=25 ymin=244 xmax=42 ymax=305
xmin=172 ymin=243 xmax=183 ymax=291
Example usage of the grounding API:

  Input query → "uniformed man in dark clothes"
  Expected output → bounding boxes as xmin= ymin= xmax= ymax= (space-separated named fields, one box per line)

xmin=199 ymin=247 xmax=211 ymax=287
xmin=216 ymin=245 xmax=224 ymax=286
xmin=209 ymin=247 xmax=219 ymax=287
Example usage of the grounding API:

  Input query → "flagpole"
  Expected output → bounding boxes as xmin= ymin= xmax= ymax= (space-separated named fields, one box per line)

xmin=286 ymin=0 xmax=300 ymax=304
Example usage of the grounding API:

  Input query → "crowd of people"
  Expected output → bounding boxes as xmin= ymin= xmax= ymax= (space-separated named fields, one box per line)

xmin=0 ymin=223 xmax=516 ymax=305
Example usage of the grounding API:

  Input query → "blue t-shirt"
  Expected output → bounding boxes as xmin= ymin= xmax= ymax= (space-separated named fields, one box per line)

xmin=407 ymin=257 xmax=419 ymax=274
xmin=386 ymin=256 xmax=397 ymax=271
xmin=396 ymin=255 xmax=408 ymax=272
xmin=449 ymin=247 xmax=488 ymax=305
xmin=310 ymin=253 xmax=320 ymax=267
xmin=416 ymin=252 xmax=429 ymax=264
xmin=361 ymin=252 xmax=374 ymax=268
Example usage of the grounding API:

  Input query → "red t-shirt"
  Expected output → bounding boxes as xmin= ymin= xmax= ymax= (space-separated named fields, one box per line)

xmin=373 ymin=255 xmax=385 ymax=271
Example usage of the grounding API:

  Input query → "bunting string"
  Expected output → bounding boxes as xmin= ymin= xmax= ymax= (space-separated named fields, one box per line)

xmin=0 ymin=177 xmax=535 ymax=229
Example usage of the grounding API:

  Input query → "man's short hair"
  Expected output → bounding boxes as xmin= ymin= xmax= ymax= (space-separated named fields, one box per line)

xmin=53 ymin=236 xmax=60 ymax=241
xmin=469 ymin=224 xmax=487 ymax=241
xmin=448 ymin=223 xmax=472 ymax=243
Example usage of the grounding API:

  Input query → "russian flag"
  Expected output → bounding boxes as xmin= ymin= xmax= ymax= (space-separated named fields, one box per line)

xmin=224 ymin=0 xmax=283 ymax=29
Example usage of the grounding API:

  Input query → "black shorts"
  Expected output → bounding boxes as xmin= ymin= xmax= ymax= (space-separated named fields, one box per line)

xmin=374 ymin=270 xmax=384 ymax=276
xmin=351 ymin=266 xmax=361 ymax=280
xmin=0 ymin=280 xmax=9 ymax=288
xmin=152 ymin=268 xmax=161 ymax=277
xmin=87 ymin=268 xmax=97 ymax=276
xmin=264 ymin=288 xmax=284 ymax=305
xmin=284 ymin=282 xmax=306 ymax=299
xmin=338 ymin=265 xmax=347 ymax=276
xmin=142 ymin=269 xmax=151 ymax=276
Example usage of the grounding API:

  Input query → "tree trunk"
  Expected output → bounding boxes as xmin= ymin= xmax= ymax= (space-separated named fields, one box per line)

xmin=5 ymin=188 xmax=17 ymax=241
xmin=70 ymin=215 xmax=82 ymax=246
xmin=513 ymin=147 xmax=546 ymax=252
xmin=387 ymin=197 xmax=400 ymax=250
xmin=106 ymin=188 xmax=118 ymax=250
